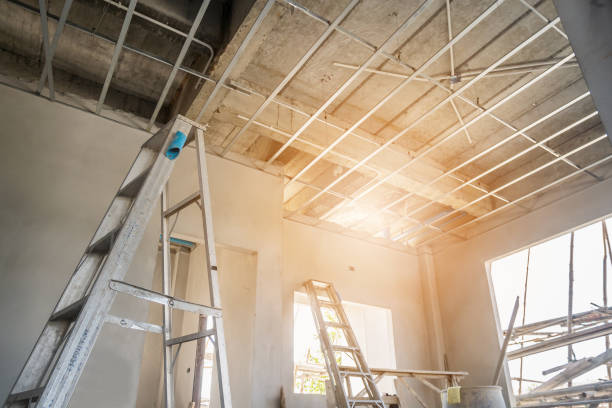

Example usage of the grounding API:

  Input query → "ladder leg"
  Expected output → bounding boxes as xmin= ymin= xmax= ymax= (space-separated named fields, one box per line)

xmin=191 ymin=314 xmax=208 ymax=406
xmin=161 ymin=186 xmax=175 ymax=408
xmin=195 ymin=129 xmax=232 ymax=407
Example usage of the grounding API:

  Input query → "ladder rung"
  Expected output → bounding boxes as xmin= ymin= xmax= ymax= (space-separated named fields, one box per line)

xmin=331 ymin=345 xmax=359 ymax=353
xmin=6 ymin=387 xmax=44 ymax=403
xmin=117 ymin=168 xmax=150 ymax=198
xmin=165 ymin=329 xmax=215 ymax=346
xmin=164 ymin=192 xmax=200 ymax=218
xmin=348 ymin=399 xmax=384 ymax=405
xmin=325 ymin=321 xmax=348 ymax=329
xmin=87 ymin=225 xmax=121 ymax=254
xmin=50 ymin=297 xmax=87 ymax=322
xmin=318 ymin=300 xmax=339 ymax=307
xmin=339 ymin=370 xmax=368 ymax=377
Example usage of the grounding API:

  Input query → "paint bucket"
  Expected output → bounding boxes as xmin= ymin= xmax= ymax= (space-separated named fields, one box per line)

xmin=441 ymin=386 xmax=506 ymax=408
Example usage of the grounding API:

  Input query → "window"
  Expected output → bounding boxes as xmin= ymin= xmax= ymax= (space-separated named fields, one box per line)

xmin=293 ymin=291 xmax=396 ymax=395
xmin=491 ymin=218 xmax=612 ymax=396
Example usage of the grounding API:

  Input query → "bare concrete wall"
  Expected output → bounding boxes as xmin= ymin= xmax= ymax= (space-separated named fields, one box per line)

xmin=433 ymin=176 xmax=612 ymax=399
xmin=282 ymin=220 xmax=435 ymax=408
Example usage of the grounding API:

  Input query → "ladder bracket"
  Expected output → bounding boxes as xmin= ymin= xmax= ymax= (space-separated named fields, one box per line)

xmin=109 ymin=280 xmax=222 ymax=317
xmin=105 ymin=314 xmax=163 ymax=334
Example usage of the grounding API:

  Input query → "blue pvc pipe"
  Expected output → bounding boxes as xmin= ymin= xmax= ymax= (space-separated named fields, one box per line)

xmin=165 ymin=130 xmax=187 ymax=160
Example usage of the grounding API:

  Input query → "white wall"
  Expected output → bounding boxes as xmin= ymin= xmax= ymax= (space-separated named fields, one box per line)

xmin=0 ymin=84 xmax=437 ymax=407
xmin=282 ymin=220 xmax=435 ymax=407
xmin=433 ymin=176 xmax=612 ymax=399
xmin=0 ymin=85 xmax=156 ymax=407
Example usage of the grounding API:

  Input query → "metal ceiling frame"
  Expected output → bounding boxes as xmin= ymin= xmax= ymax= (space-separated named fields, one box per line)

xmin=354 ymin=87 xmax=591 ymax=232
xmin=262 ymin=0 xmax=608 ymax=248
xmin=288 ymin=15 xmax=565 ymax=218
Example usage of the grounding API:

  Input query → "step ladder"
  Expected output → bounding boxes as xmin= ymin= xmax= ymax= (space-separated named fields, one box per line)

xmin=304 ymin=280 xmax=385 ymax=408
xmin=4 ymin=116 xmax=232 ymax=408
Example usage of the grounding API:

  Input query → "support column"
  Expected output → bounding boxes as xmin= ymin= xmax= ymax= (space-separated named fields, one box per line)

xmin=418 ymin=247 xmax=447 ymax=371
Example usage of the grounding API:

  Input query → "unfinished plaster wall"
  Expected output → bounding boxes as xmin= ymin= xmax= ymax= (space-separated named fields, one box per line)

xmin=282 ymin=220 xmax=435 ymax=408
xmin=433 ymin=176 xmax=612 ymax=399
xmin=0 ymin=85 xmax=284 ymax=408
xmin=0 ymin=84 xmax=157 ymax=407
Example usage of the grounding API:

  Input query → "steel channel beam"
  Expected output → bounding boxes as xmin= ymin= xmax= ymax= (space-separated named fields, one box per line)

xmin=96 ymin=0 xmax=138 ymax=114
xmin=195 ymin=0 xmax=276 ymax=122
xmin=391 ymin=110 xmax=599 ymax=242
xmin=220 ymin=0 xmax=361 ymax=155
xmin=406 ymin=133 xmax=608 ymax=244
xmin=147 ymin=0 xmax=212 ymax=128
xmin=417 ymin=152 xmax=612 ymax=247
xmin=289 ymin=14 xmax=561 ymax=217
xmin=343 ymin=52 xmax=577 ymax=230
xmin=265 ymin=0 xmax=441 ymax=165
xmin=37 ymin=0 xmax=74 ymax=99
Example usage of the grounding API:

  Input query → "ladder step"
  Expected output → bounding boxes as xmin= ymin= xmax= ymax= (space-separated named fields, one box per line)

xmin=348 ymin=399 xmax=384 ymax=405
xmin=318 ymin=300 xmax=339 ymax=307
xmin=325 ymin=321 xmax=348 ymax=329
xmin=50 ymin=297 xmax=87 ymax=322
xmin=6 ymin=387 xmax=44 ymax=403
xmin=87 ymin=225 xmax=122 ymax=254
xmin=331 ymin=345 xmax=359 ymax=353
xmin=117 ymin=168 xmax=150 ymax=198
xmin=164 ymin=192 xmax=200 ymax=218
xmin=165 ymin=329 xmax=215 ymax=346
xmin=339 ymin=370 xmax=368 ymax=377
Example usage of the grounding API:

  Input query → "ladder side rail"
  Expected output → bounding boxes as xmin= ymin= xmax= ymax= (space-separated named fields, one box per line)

xmin=35 ymin=119 xmax=191 ymax=408
xmin=327 ymin=286 xmax=385 ymax=406
xmin=194 ymin=129 xmax=232 ymax=408
xmin=161 ymin=186 xmax=175 ymax=408
xmin=305 ymin=282 xmax=349 ymax=408
xmin=7 ymin=133 xmax=163 ymax=398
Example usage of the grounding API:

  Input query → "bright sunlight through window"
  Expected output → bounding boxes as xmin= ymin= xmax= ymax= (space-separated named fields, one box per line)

xmin=491 ymin=217 xmax=612 ymax=396
xmin=293 ymin=292 xmax=396 ymax=395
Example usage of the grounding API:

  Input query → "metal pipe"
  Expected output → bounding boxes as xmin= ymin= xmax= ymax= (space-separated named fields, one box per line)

xmin=345 ymin=52 xmax=578 ymax=230
xmin=147 ymin=0 xmax=212 ymax=129
xmin=220 ymin=0 xmax=361 ymax=155
xmin=417 ymin=150 xmax=612 ymax=247
xmin=37 ymin=0 xmax=74 ymax=99
xmin=290 ymin=16 xmax=562 ymax=217
xmin=265 ymin=0 xmax=441 ymax=165
xmin=96 ymin=0 xmax=138 ymax=114
xmin=102 ymin=0 xmax=215 ymax=67
xmin=195 ymin=0 xmax=276 ymax=122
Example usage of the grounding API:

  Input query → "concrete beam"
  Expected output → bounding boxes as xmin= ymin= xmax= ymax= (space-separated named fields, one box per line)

xmin=554 ymin=0 xmax=612 ymax=143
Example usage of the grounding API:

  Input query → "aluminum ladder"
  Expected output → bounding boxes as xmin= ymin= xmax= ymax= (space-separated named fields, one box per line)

xmin=304 ymin=280 xmax=385 ymax=408
xmin=4 ymin=116 xmax=232 ymax=408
